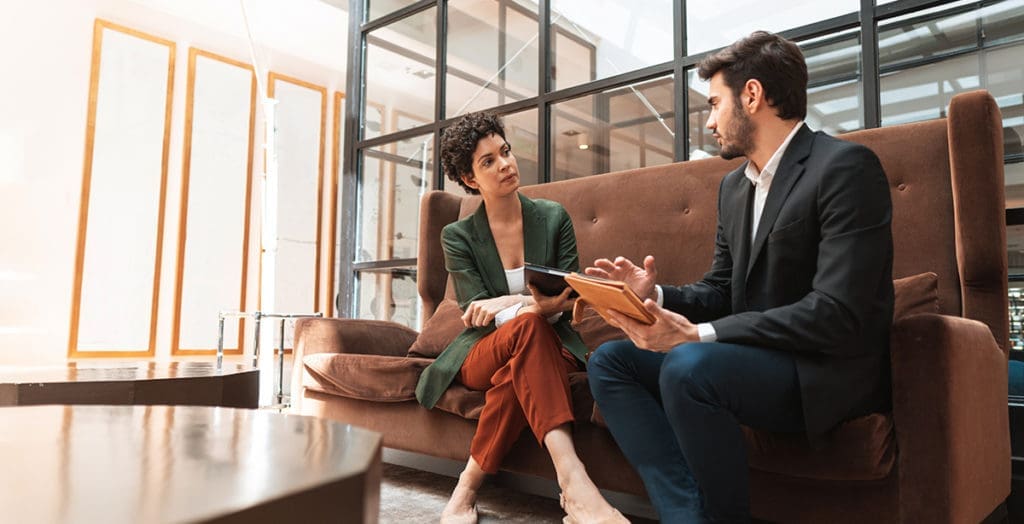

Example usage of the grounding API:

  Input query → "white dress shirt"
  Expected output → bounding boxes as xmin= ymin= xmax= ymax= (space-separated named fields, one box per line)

xmin=658 ymin=121 xmax=805 ymax=342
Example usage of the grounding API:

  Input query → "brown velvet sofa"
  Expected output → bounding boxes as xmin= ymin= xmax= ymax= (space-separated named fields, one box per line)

xmin=292 ymin=90 xmax=1010 ymax=523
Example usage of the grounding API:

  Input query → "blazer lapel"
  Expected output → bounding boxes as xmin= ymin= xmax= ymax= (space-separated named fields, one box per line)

xmin=746 ymin=124 xmax=813 ymax=280
xmin=731 ymin=174 xmax=754 ymax=309
xmin=469 ymin=202 xmax=509 ymax=296
xmin=520 ymin=194 xmax=549 ymax=266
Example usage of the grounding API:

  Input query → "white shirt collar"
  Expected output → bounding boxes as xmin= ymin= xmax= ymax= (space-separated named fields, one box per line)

xmin=744 ymin=121 xmax=805 ymax=186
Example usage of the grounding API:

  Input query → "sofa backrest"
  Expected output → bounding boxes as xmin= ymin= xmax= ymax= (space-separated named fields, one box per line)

xmin=417 ymin=90 xmax=1008 ymax=352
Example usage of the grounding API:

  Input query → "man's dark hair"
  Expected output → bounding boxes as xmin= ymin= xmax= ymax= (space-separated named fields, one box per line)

xmin=697 ymin=31 xmax=808 ymax=121
xmin=440 ymin=112 xmax=507 ymax=194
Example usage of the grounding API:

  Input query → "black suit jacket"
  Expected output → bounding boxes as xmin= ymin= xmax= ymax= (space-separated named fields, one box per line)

xmin=663 ymin=124 xmax=894 ymax=437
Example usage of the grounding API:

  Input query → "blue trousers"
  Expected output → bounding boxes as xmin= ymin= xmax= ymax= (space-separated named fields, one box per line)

xmin=588 ymin=340 xmax=806 ymax=523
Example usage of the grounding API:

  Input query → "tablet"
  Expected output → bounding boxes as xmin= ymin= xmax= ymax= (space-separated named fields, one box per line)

xmin=524 ymin=263 xmax=577 ymax=297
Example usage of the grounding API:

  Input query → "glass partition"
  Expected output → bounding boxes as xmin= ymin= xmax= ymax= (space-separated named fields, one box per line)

xmin=446 ymin=0 xmax=539 ymax=117
xmin=365 ymin=7 xmax=437 ymax=138
xmin=552 ymin=75 xmax=674 ymax=180
xmin=550 ymin=0 xmax=673 ymax=91
xmin=358 ymin=133 xmax=433 ymax=263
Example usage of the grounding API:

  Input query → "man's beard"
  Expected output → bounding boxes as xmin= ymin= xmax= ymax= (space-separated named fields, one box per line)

xmin=718 ymin=105 xmax=755 ymax=160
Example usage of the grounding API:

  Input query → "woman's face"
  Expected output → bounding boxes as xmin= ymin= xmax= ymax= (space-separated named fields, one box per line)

xmin=462 ymin=132 xmax=519 ymax=197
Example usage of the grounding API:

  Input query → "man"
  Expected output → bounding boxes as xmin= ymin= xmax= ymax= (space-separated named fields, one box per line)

xmin=586 ymin=31 xmax=893 ymax=523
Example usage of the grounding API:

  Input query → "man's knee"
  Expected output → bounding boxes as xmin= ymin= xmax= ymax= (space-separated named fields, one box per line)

xmin=660 ymin=343 xmax=723 ymax=400
xmin=587 ymin=339 xmax=638 ymax=375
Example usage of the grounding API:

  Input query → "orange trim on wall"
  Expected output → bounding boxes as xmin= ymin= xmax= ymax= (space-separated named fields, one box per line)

xmin=327 ymin=90 xmax=345 ymax=318
xmin=265 ymin=72 xmax=328 ymax=322
xmin=170 ymin=47 xmax=256 ymax=356
xmin=69 ymin=19 xmax=175 ymax=358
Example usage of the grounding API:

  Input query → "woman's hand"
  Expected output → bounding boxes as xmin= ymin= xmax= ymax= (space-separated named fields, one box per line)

xmin=462 ymin=295 xmax=523 ymax=327
xmin=520 ymin=285 xmax=575 ymax=318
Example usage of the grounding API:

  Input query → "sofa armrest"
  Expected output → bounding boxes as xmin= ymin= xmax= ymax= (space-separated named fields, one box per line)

xmin=890 ymin=313 xmax=1010 ymax=523
xmin=291 ymin=317 xmax=419 ymax=407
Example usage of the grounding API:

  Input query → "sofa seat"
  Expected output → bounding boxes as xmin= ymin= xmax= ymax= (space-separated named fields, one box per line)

xmin=304 ymin=353 xmax=602 ymax=422
xmin=303 ymin=353 xmax=432 ymax=402
xmin=744 ymin=413 xmax=896 ymax=481
xmin=305 ymin=351 xmax=893 ymax=482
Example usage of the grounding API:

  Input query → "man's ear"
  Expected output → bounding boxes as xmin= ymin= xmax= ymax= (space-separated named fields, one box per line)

xmin=744 ymin=79 xmax=765 ymax=113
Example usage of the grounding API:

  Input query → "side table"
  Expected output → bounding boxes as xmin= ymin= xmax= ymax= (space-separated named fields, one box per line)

xmin=217 ymin=310 xmax=321 ymax=407
xmin=0 ymin=361 xmax=258 ymax=408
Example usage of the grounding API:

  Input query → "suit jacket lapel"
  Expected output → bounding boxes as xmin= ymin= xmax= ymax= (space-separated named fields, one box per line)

xmin=520 ymin=194 xmax=548 ymax=267
xmin=731 ymin=175 xmax=754 ymax=309
xmin=746 ymin=124 xmax=813 ymax=280
xmin=469 ymin=202 xmax=509 ymax=296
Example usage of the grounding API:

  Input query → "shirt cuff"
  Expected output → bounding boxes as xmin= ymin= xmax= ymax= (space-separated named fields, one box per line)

xmin=697 ymin=323 xmax=717 ymax=343
xmin=494 ymin=302 xmax=524 ymax=327
xmin=655 ymin=285 xmax=664 ymax=307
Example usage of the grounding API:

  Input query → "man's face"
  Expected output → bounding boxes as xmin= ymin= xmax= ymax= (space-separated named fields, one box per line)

xmin=706 ymin=72 xmax=755 ymax=160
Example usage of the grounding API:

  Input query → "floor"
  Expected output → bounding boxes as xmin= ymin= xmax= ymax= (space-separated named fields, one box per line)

xmin=380 ymin=463 xmax=657 ymax=523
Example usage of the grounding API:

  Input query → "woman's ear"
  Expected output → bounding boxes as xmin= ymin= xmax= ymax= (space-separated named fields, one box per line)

xmin=461 ymin=173 xmax=478 ymax=190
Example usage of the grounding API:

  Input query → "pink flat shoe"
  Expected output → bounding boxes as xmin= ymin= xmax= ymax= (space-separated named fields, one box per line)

xmin=560 ymin=492 xmax=629 ymax=523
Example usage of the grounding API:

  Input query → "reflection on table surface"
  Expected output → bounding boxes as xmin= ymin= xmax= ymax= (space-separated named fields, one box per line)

xmin=0 ymin=361 xmax=256 ymax=383
xmin=0 ymin=405 xmax=381 ymax=524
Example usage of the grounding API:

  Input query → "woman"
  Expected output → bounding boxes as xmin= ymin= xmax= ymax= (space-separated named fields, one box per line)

xmin=414 ymin=112 xmax=627 ymax=524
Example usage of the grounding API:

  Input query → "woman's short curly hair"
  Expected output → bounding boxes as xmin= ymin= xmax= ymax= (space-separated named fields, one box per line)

xmin=440 ymin=112 xmax=507 ymax=194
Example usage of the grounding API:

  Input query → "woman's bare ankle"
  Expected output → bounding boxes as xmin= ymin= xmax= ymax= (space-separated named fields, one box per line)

xmin=559 ymin=468 xmax=627 ymax=522
xmin=441 ymin=485 xmax=478 ymax=523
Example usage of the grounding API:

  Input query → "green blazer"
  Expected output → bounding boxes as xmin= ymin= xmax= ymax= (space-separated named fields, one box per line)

xmin=415 ymin=193 xmax=588 ymax=410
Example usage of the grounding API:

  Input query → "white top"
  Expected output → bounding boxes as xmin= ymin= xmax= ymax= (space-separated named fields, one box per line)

xmin=494 ymin=266 xmax=561 ymax=327
xmin=505 ymin=266 xmax=526 ymax=294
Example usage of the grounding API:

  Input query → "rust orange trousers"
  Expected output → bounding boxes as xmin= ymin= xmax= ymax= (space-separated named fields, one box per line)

xmin=457 ymin=312 xmax=580 ymax=474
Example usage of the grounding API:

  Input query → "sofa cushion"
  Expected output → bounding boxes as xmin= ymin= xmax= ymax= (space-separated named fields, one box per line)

xmin=434 ymin=384 xmax=486 ymax=420
xmin=408 ymin=299 xmax=465 ymax=358
xmin=303 ymin=353 xmax=434 ymax=401
xmin=894 ymin=271 xmax=940 ymax=320
xmin=744 ymin=413 xmax=896 ymax=481
xmin=573 ymin=307 xmax=627 ymax=353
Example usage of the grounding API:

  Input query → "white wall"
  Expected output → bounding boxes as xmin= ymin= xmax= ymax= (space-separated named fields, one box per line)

xmin=0 ymin=0 xmax=348 ymax=365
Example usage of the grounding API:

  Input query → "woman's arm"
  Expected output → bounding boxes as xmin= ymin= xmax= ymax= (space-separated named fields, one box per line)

xmin=442 ymin=224 xmax=524 ymax=327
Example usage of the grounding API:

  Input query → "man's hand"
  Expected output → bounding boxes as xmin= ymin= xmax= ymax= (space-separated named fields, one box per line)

xmin=605 ymin=299 xmax=699 ymax=352
xmin=462 ymin=295 xmax=523 ymax=327
xmin=585 ymin=255 xmax=658 ymax=301
xmin=521 ymin=284 xmax=575 ymax=317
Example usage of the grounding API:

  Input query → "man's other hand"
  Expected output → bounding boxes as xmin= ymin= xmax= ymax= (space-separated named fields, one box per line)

xmin=585 ymin=255 xmax=658 ymax=300
xmin=605 ymin=299 xmax=698 ymax=352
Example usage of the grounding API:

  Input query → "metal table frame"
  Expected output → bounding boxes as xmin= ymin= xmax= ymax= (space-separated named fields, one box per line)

xmin=216 ymin=310 xmax=322 ymax=406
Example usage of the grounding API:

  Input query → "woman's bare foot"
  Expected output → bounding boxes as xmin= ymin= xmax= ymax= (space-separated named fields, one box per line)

xmin=558 ymin=465 xmax=630 ymax=523
xmin=440 ymin=484 xmax=479 ymax=524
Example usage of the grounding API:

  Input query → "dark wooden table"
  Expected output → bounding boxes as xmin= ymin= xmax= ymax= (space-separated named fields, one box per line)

xmin=0 ymin=361 xmax=258 ymax=408
xmin=0 ymin=405 xmax=382 ymax=523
